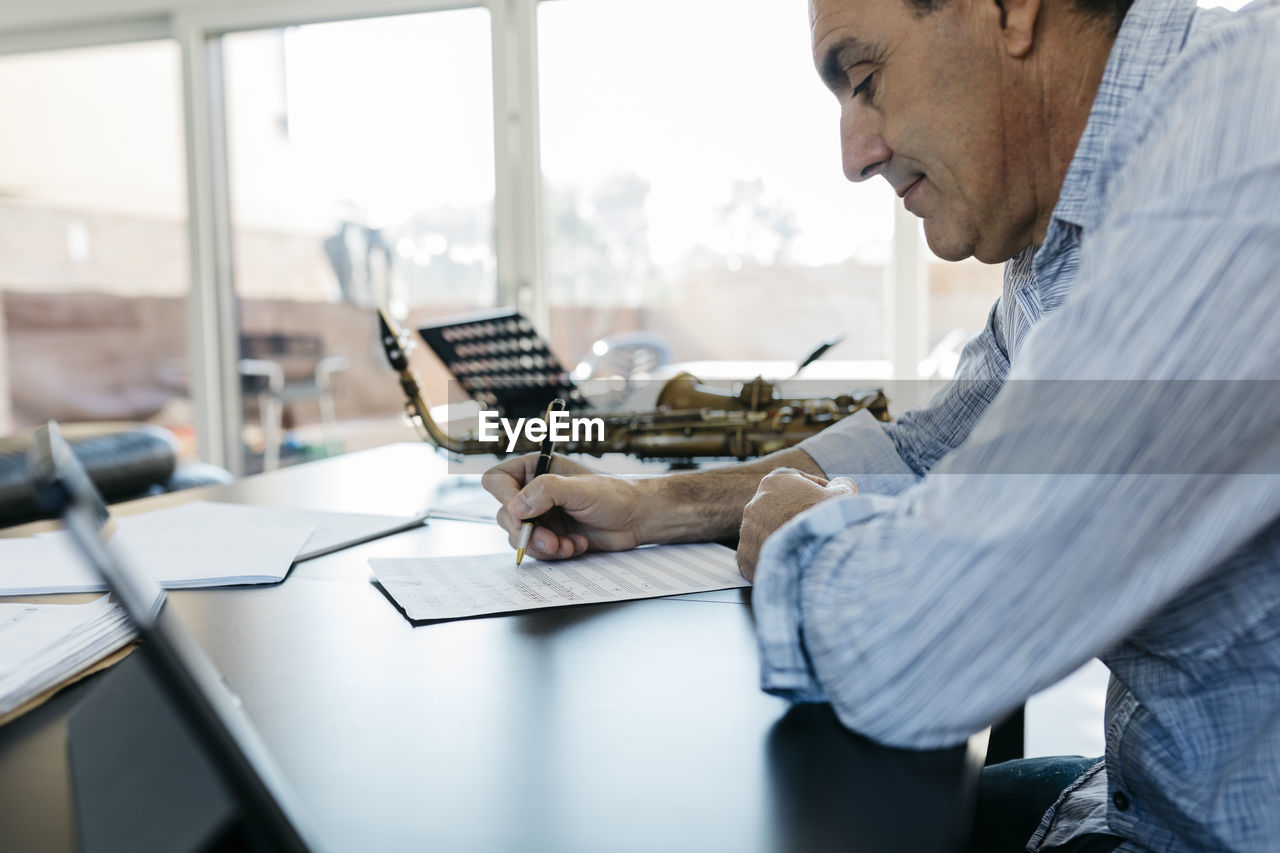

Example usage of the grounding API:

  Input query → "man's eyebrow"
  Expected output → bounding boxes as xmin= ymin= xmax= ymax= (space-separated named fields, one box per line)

xmin=818 ymin=37 xmax=875 ymax=89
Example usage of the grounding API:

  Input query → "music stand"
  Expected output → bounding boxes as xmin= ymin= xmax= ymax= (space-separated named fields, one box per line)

xmin=417 ymin=308 xmax=590 ymax=420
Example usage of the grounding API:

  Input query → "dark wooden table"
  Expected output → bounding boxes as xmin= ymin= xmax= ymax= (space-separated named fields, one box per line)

xmin=0 ymin=443 xmax=984 ymax=852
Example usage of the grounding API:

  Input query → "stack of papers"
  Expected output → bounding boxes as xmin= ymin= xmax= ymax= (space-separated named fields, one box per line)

xmin=0 ymin=500 xmax=425 ymax=596
xmin=0 ymin=596 xmax=135 ymax=721
xmin=371 ymin=543 xmax=749 ymax=621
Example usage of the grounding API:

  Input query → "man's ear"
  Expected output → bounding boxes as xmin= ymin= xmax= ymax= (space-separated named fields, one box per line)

xmin=994 ymin=0 xmax=1041 ymax=57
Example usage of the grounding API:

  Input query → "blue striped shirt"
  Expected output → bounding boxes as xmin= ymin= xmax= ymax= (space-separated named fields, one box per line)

xmin=754 ymin=0 xmax=1280 ymax=849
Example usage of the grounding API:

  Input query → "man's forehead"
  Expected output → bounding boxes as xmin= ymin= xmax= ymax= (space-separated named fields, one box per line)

xmin=810 ymin=0 xmax=859 ymax=26
xmin=809 ymin=0 xmax=883 ymax=81
xmin=809 ymin=0 xmax=875 ymax=49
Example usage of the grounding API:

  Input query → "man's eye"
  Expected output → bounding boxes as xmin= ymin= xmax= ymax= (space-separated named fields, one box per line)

xmin=851 ymin=71 xmax=875 ymax=100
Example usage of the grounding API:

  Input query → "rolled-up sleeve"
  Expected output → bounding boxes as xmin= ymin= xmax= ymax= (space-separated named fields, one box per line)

xmin=797 ymin=410 xmax=920 ymax=496
xmin=798 ymin=297 xmax=1010 ymax=496
xmin=753 ymin=492 xmax=899 ymax=701
xmin=759 ymin=387 xmax=1280 ymax=748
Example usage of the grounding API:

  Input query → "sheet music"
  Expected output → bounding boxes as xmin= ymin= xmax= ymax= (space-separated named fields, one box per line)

xmin=370 ymin=543 xmax=748 ymax=621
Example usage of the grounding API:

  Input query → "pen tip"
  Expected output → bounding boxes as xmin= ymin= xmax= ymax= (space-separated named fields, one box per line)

xmin=515 ymin=547 xmax=525 ymax=566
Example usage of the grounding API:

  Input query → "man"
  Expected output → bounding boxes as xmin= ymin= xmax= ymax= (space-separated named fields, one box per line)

xmin=483 ymin=0 xmax=1280 ymax=848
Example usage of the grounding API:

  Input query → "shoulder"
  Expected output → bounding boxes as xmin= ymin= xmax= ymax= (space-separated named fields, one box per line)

xmin=1142 ymin=1 xmax=1279 ymax=137
xmin=1030 ymin=5 xmax=1280 ymax=380
xmin=1102 ymin=2 xmax=1280 ymax=224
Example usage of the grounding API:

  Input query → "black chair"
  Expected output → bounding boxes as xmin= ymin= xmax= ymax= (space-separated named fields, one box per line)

xmin=0 ymin=423 xmax=232 ymax=528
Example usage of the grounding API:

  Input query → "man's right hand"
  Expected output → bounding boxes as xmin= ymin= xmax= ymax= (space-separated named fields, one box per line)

xmin=482 ymin=445 xmax=828 ymax=563
xmin=482 ymin=454 xmax=645 ymax=561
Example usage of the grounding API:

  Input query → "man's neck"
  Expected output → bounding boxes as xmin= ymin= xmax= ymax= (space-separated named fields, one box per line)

xmin=1027 ymin=15 xmax=1117 ymax=245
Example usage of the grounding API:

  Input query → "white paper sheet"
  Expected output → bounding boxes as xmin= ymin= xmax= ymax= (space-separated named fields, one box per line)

xmin=0 ymin=596 xmax=134 ymax=715
xmin=201 ymin=503 xmax=426 ymax=561
xmin=0 ymin=501 xmax=429 ymax=596
xmin=0 ymin=501 xmax=315 ymax=595
xmin=106 ymin=501 xmax=421 ymax=562
xmin=426 ymin=489 xmax=500 ymax=524
xmin=370 ymin=543 xmax=748 ymax=621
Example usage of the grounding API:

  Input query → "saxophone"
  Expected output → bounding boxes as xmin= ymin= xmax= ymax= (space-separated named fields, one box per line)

xmin=378 ymin=308 xmax=890 ymax=461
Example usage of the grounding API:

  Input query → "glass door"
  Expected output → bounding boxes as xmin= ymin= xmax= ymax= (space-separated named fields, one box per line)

xmin=220 ymin=9 xmax=497 ymax=472
xmin=0 ymin=41 xmax=193 ymax=453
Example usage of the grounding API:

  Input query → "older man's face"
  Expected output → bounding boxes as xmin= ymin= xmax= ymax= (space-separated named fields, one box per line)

xmin=812 ymin=0 xmax=1037 ymax=262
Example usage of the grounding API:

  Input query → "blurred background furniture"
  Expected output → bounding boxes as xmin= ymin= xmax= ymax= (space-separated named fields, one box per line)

xmin=573 ymin=330 xmax=671 ymax=381
xmin=571 ymin=330 xmax=672 ymax=409
xmin=0 ymin=422 xmax=232 ymax=528
xmin=239 ymin=333 xmax=348 ymax=472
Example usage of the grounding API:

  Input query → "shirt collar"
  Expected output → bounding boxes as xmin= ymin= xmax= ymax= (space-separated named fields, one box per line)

xmin=1049 ymin=0 xmax=1199 ymax=231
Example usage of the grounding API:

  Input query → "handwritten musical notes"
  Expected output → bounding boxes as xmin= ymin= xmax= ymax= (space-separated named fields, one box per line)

xmin=370 ymin=543 xmax=748 ymax=621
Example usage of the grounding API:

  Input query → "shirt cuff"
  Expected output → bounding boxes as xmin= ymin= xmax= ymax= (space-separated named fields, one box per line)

xmin=798 ymin=409 xmax=921 ymax=496
xmin=753 ymin=491 xmax=897 ymax=703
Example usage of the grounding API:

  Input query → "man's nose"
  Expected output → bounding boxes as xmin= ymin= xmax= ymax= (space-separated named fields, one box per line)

xmin=840 ymin=103 xmax=891 ymax=182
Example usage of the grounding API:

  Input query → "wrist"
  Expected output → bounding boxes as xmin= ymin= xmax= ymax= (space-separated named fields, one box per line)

xmin=633 ymin=470 xmax=748 ymax=545
xmin=630 ymin=476 xmax=679 ymax=546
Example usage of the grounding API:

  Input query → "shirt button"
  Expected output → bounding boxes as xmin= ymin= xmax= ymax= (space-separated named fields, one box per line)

xmin=1113 ymin=791 xmax=1131 ymax=811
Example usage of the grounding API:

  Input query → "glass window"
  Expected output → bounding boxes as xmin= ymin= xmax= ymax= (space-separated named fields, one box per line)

xmin=538 ymin=0 xmax=895 ymax=384
xmin=221 ymin=9 xmax=495 ymax=472
xmin=924 ymin=255 xmax=1003 ymax=379
xmin=0 ymin=42 xmax=193 ymax=453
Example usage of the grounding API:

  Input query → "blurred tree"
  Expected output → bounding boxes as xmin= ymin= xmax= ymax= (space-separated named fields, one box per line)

xmin=708 ymin=177 xmax=799 ymax=267
xmin=546 ymin=172 xmax=653 ymax=307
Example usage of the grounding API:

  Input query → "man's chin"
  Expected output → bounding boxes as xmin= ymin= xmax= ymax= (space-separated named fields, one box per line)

xmin=921 ymin=221 xmax=975 ymax=263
